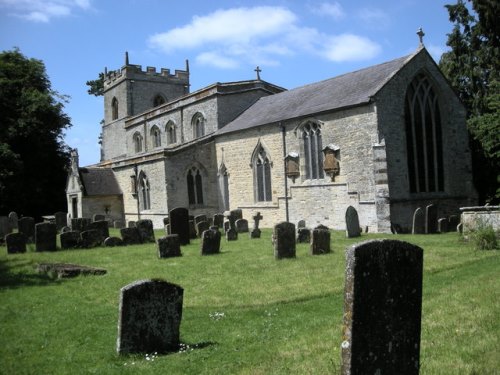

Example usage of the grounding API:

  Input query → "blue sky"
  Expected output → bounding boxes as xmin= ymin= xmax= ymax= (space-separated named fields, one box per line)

xmin=0 ymin=0 xmax=456 ymax=167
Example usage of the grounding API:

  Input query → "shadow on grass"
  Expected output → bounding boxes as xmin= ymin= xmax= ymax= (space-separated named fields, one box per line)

xmin=0 ymin=258 xmax=62 ymax=288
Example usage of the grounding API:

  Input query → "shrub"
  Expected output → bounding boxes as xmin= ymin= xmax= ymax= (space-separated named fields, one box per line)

xmin=469 ymin=222 xmax=499 ymax=250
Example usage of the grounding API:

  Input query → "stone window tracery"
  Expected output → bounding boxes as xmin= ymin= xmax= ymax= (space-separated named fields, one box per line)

xmin=111 ymin=97 xmax=119 ymax=120
xmin=187 ymin=167 xmax=203 ymax=205
xmin=300 ymin=121 xmax=324 ymax=180
xmin=138 ymin=171 xmax=151 ymax=210
xmin=192 ymin=113 xmax=205 ymax=139
xmin=151 ymin=125 xmax=161 ymax=148
xmin=166 ymin=121 xmax=177 ymax=145
xmin=253 ymin=145 xmax=272 ymax=202
xmin=133 ymin=132 xmax=143 ymax=153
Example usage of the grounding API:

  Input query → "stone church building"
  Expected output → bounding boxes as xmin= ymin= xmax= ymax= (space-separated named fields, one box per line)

xmin=66 ymin=44 xmax=477 ymax=231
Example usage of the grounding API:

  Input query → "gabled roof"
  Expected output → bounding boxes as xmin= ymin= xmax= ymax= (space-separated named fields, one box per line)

xmin=216 ymin=49 xmax=420 ymax=136
xmin=79 ymin=167 xmax=122 ymax=196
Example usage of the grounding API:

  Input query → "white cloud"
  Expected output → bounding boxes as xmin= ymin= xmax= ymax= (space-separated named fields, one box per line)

xmin=196 ymin=52 xmax=239 ymax=69
xmin=322 ymin=34 xmax=381 ymax=62
xmin=358 ymin=8 xmax=390 ymax=29
xmin=309 ymin=2 xmax=345 ymax=19
xmin=0 ymin=0 xmax=91 ymax=22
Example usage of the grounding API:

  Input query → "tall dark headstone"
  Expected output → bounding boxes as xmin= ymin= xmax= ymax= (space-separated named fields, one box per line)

xmin=6 ymin=232 xmax=27 ymax=254
xmin=425 ymin=204 xmax=438 ymax=234
xmin=54 ymin=211 xmax=67 ymax=231
xmin=80 ymin=229 xmax=101 ymax=248
xmin=201 ymin=228 xmax=221 ymax=255
xmin=88 ymin=220 xmax=110 ymax=243
xmin=157 ymin=235 xmax=182 ymax=258
xmin=341 ymin=239 xmax=423 ymax=375
xmin=345 ymin=206 xmax=361 ymax=238
xmin=120 ymin=227 xmax=142 ymax=245
xmin=18 ymin=217 xmax=35 ymax=243
xmin=169 ymin=208 xmax=190 ymax=245
xmin=60 ymin=231 xmax=81 ymax=249
xmin=71 ymin=217 xmax=91 ymax=232
xmin=213 ymin=214 xmax=224 ymax=229
xmin=273 ymin=222 xmax=296 ymax=259
xmin=35 ymin=222 xmax=57 ymax=252
xmin=310 ymin=224 xmax=330 ymax=255
xmin=412 ymin=207 xmax=425 ymax=234
xmin=117 ymin=279 xmax=184 ymax=354
xmin=136 ymin=219 xmax=155 ymax=243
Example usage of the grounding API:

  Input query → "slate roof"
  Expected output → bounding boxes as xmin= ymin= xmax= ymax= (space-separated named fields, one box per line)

xmin=79 ymin=167 xmax=122 ymax=196
xmin=216 ymin=51 xmax=417 ymax=136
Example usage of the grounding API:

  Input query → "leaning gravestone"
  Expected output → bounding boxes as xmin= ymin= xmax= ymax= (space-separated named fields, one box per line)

xmin=201 ymin=228 xmax=221 ymax=255
xmin=412 ymin=207 xmax=425 ymax=234
xmin=117 ymin=279 xmax=184 ymax=354
xmin=136 ymin=219 xmax=155 ymax=243
xmin=157 ymin=235 xmax=182 ymax=258
xmin=35 ymin=222 xmax=57 ymax=251
xmin=345 ymin=206 xmax=361 ymax=238
xmin=120 ymin=227 xmax=142 ymax=245
xmin=8 ymin=211 xmax=18 ymax=230
xmin=425 ymin=204 xmax=438 ymax=234
xmin=341 ymin=239 xmax=423 ymax=375
xmin=6 ymin=233 xmax=27 ymax=254
xmin=273 ymin=222 xmax=296 ymax=259
xmin=311 ymin=225 xmax=330 ymax=255
xmin=169 ymin=207 xmax=190 ymax=245
xmin=18 ymin=217 xmax=35 ymax=243
xmin=235 ymin=219 xmax=249 ymax=233
xmin=54 ymin=211 xmax=67 ymax=231
xmin=60 ymin=231 xmax=81 ymax=249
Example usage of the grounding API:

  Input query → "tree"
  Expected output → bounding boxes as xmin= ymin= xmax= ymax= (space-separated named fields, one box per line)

xmin=0 ymin=48 xmax=72 ymax=219
xmin=439 ymin=0 xmax=500 ymax=203
xmin=86 ymin=72 xmax=104 ymax=97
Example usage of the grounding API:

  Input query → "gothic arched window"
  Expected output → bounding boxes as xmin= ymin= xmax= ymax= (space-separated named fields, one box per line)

xmin=153 ymin=95 xmax=166 ymax=107
xmin=187 ymin=167 xmax=203 ymax=205
xmin=138 ymin=171 xmax=151 ymax=210
xmin=151 ymin=125 xmax=161 ymax=148
xmin=166 ymin=121 xmax=177 ymax=145
xmin=111 ymin=97 xmax=119 ymax=120
xmin=133 ymin=132 xmax=143 ymax=153
xmin=301 ymin=121 xmax=324 ymax=180
xmin=192 ymin=113 xmax=205 ymax=138
xmin=405 ymin=72 xmax=444 ymax=193
xmin=253 ymin=145 xmax=272 ymax=202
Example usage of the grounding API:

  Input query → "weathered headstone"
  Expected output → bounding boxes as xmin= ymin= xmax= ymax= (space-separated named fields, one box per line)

xmin=196 ymin=221 xmax=210 ymax=238
xmin=60 ymin=231 xmax=81 ymax=249
xmin=235 ymin=218 xmax=249 ymax=233
xmin=448 ymin=215 xmax=460 ymax=230
xmin=88 ymin=220 xmax=109 ymax=243
xmin=225 ymin=227 xmax=238 ymax=241
xmin=457 ymin=222 xmax=463 ymax=233
xmin=71 ymin=217 xmax=91 ymax=232
xmin=54 ymin=211 xmax=67 ymax=231
xmin=437 ymin=218 xmax=448 ymax=233
xmin=37 ymin=263 xmax=106 ymax=278
xmin=136 ymin=219 xmax=155 ymax=243
xmin=80 ymin=229 xmax=102 ymax=248
xmin=194 ymin=215 xmax=207 ymax=226
xmin=8 ymin=211 xmax=18 ymax=230
xmin=104 ymin=236 xmax=124 ymax=247
xmin=120 ymin=227 xmax=142 ymax=245
xmin=157 ymin=235 xmax=182 ymax=258
xmin=164 ymin=224 xmax=171 ymax=236
xmin=92 ymin=214 xmax=106 ymax=222
xmin=223 ymin=221 xmax=231 ymax=233
xmin=128 ymin=221 xmax=136 ymax=228
xmin=169 ymin=207 xmax=190 ymax=245
xmin=188 ymin=220 xmax=197 ymax=239
xmin=273 ymin=222 xmax=296 ymax=259
xmin=250 ymin=212 xmax=263 ymax=238
xmin=297 ymin=219 xmax=306 ymax=228
xmin=61 ymin=226 xmax=71 ymax=233
xmin=345 ymin=206 xmax=361 ymax=238
xmin=163 ymin=217 xmax=170 ymax=226
xmin=35 ymin=222 xmax=57 ymax=251
xmin=296 ymin=227 xmax=311 ymax=243
xmin=311 ymin=225 xmax=330 ymax=255
xmin=213 ymin=214 xmax=224 ymax=229
xmin=114 ymin=220 xmax=125 ymax=229
xmin=201 ymin=228 xmax=221 ymax=255
xmin=224 ymin=209 xmax=242 ymax=230
xmin=0 ymin=216 xmax=12 ymax=241
xmin=341 ymin=239 xmax=423 ymax=375
xmin=18 ymin=217 xmax=35 ymax=243
xmin=6 ymin=232 xmax=27 ymax=254
xmin=117 ymin=279 xmax=184 ymax=354
xmin=425 ymin=204 xmax=438 ymax=234
xmin=412 ymin=207 xmax=425 ymax=234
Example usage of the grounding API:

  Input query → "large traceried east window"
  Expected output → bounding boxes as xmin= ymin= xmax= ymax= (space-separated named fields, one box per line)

xmin=192 ymin=113 xmax=205 ymax=139
xmin=138 ymin=171 xmax=151 ymax=210
xmin=253 ymin=145 xmax=272 ymax=202
xmin=187 ymin=167 xmax=204 ymax=205
xmin=111 ymin=97 xmax=119 ymax=120
xmin=301 ymin=121 xmax=324 ymax=180
xmin=151 ymin=125 xmax=161 ymax=148
xmin=405 ymin=72 xmax=444 ymax=193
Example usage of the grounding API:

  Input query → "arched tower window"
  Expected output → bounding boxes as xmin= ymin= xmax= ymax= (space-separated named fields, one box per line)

xmin=153 ymin=95 xmax=166 ymax=107
xmin=252 ymin=145 xmax=272 ymax=202
xmin=301 ymin=121 xmax=324 ymax=179
xmin=138 ymin=171 xmax=151 ymax=210
xmin=133 ymin=132 xmax=143 ymax=153
xmin=111 ymin=97 xmax=119 ymax=120
xmin=187 ymin=167 xmax=204 ymax=205
xmin=405 ymin=72 xmax=444 ymax=193
xmin=150 ymin=125 xmax=161 ymax=148
xmin=166 ymin=121 xmax=177 ymax=145
xmin=192 ymin=113 xmax=205 ymax=138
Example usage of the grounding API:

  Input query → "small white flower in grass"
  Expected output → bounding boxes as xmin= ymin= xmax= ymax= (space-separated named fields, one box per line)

xmin=209 ymin=311 xmax=225 ymax=321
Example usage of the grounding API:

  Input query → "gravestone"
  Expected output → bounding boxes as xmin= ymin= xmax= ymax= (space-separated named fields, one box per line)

xmin=88 ymin=220 xmax=110 ymax=243
xmin=425 ymin=204 xmax=438 ymax=234
xmin=225 ymin=227 xmax=238 ymax=241
xmin=273 ymin=222 xmax=296 ymax=259
xmin=341 ymin=239 xmax=423 ymax=375
xmin=114 ymin=220 xmax=125 ymax=229
xmin=136 ymin=219 xmax=155 ymax=243
xmin=120 ymin=227 xmax=142 ymax=245
xmin=448 ymin=215 xmax=460 ymax=230
xmin=311 ymin=225 xmax=330 ymax=255
xmin=169 ymin=208 xmax=190 ymax=245
xmin=196 ymin=221 xmax=210 ymax=238
xmin=437 ymin=218 xmax=448 ymax=233
xmin=117 ymin=279 xmax=184 ymax=354
xmin=164 ymin=224 xmax=171 ymax=236
xmin=18 ymin=217 xmax=35 ymax=243
xmin=60 ymin=231 xmax=81 ymax=249
xmin=35 ymin=222 xmax=57 ymax=251
xmin=345 ymin=206 xmax=361 ymax=238
xmin=235 ymin=219 xmax=249 ymax=233
xmin=194 ymin=215 xmax=207 ymax=226
xmin=104 ymin=237 xmax=124 ymax=247
xmin=128 ymin=221 xmax=136 ymax=228
xmin=54 ymin=211 xmax=67 ymax=231
xmin=6 ymin=232 xmax=27 ymax=254
xmin=80 ymin=229 xmax=102 ymax=248
xmin=71 ymin=217 xmax=91 ymax=232
xmin=157 ymin=235 xmax=182 ymax=258
xmin=0 ymin=216 xmax=12 ymax=240
xmin=37 ymin=263 xmax=106 ymax=279
xmin=163 ymin=217 xmax=169 ymax=225
xmin=8 ymin=211 xmax=18 ymax=230
xmin=296 ymin=228 xmax=311 ymax=243
xmin=188 ymin=220 xmax=197 ymax=239
xmin=412 ymin=207 xmax=425 ymax=234
xmin=224 ymin=209 xmax=242 ymax=230
xmin=201 ymin=228 xmax=221 ymax=255
xmin=223 ymin=221 xmax=231 ymax=233
xmin=61 ymin=226 xmax=71 ymax=233
xmin=297 ymin=220 xmax=306 ymax=228
xmin=250 ymin=212 xmax=263 ymax=239
xmin=213 ymin=214 xmax=224 ymax=229
xmin=457 ymin=223 xmax=463 ymax=233
xmin=93 ymin=214 xmax=106 ymax=222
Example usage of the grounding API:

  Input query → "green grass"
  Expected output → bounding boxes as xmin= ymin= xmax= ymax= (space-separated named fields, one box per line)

xmin=0 ymin=230 xmax=499 ymax=374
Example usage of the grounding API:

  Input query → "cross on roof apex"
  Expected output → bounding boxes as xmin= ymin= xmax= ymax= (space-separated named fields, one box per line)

xmin=254 ymin=66 xmax=262 ymax=80
xmin=417 ymin=27 xmax=425 ymax=46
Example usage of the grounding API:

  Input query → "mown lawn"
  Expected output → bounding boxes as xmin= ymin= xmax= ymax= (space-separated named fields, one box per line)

xmin=0 ymin=229 xmax=498 ymax=374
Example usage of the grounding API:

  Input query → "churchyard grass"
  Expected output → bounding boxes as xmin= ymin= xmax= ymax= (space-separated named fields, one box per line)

xmin=0 ymin=230 xmax=498 ymax=374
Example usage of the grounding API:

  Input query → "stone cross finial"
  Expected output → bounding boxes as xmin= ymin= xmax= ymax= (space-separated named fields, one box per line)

xmin=417 ymin=28 xmax=425 ymax=46
xmin=254 ymin=66 xmax=262 ymax=80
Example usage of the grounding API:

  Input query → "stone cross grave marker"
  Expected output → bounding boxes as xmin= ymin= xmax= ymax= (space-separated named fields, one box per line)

xmin=157 ymin=235 xmax=182 ymax=258
xmin=341 ymin=239 xmax=423 ymax=375
xmin=35 ymin=222 xmax=57 ymax=252
xmin=169 ymin=207 xmax=190 ymax=245
xmin=201 ymin=228 xmax=221 ymax=255
xmin=273 ymin=222 xmax=296 ymax=259
xmin=117 ymin=279 xmax=184 ymax=354
xmin=250 ymin=212 xmax=263 ymax=238
xmin=412 ymin=207 xmax=424 ymax=234
xmin=345 ymin=206 xmax=361 ymax=238
xmin=310 ymin=224 xmax=330 ymax=255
